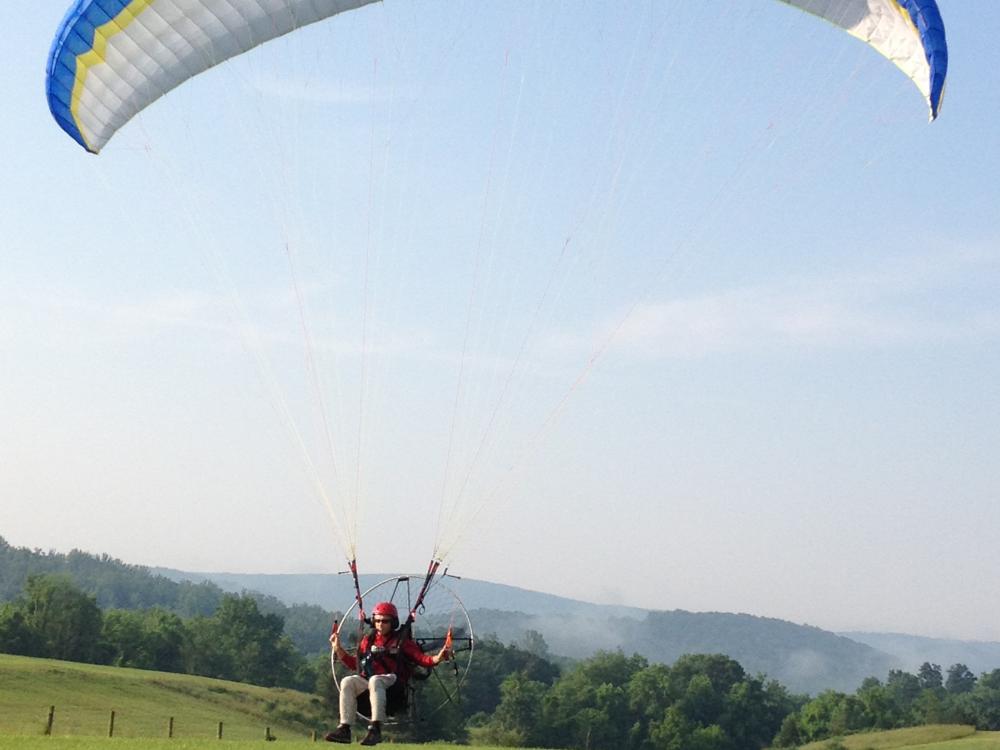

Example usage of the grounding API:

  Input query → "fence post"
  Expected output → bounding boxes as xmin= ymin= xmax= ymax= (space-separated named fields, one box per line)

xmin=168 ymin=716 xmax=174 ymax=738
xmin=44 ymin=706 xmax=55 ymax=736
xmin=311 ymin=729 xmax=317 ymax=741
xmin=217 ymin=721 xmax=223 ymax=739
xmin=265 ymin=726 xmax=272 ymax=741
xmin=108 ymin=710 xmax=116 ymax=738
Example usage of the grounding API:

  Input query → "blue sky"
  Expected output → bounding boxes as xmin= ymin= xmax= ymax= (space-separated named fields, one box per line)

xmin=2 ymin=2 xmax=998 ymax=641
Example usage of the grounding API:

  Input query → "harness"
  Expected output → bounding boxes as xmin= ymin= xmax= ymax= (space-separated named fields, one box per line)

xmin=355 ymin=624 xmax=430 ymax=718
xmin=359 ymin=632 xmax=404 ymax=679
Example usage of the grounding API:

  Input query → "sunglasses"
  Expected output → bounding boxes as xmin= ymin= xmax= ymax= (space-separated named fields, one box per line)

xmin=372 ymin=617 xmax=393 ymax=624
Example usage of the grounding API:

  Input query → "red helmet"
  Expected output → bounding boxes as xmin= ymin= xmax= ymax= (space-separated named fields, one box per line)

xmin=371 ymin=601 xmax=399 ymax=623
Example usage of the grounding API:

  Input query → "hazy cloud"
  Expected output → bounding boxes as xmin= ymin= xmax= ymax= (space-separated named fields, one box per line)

xmin=609 ymin=246 xmax=1000 ymax=359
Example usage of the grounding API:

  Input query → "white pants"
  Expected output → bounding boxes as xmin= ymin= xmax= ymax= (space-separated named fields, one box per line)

xmin=339 ymin=673 xmax=397 ymax=724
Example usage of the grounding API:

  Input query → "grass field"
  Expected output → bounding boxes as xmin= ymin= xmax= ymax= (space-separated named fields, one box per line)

xmin=0 ymin=654 xmax=520 ymax=748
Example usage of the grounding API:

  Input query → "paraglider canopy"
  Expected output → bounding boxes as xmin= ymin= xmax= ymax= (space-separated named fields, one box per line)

xmin=778 ymin=0 xmax=947 ymax=120
xmin=47 ymin=0 xmax=948 ymax=156
xmin=45 ymin=0 xmax=379 ymax=153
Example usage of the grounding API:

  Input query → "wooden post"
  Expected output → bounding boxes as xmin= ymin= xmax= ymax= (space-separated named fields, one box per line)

xmin=217 ymin=721 xmax=223 ymax=739
xmin=108 ymin=710 xmax=116 ymax=738
xmin=44 ymin=706 xmax=55 ymax=736
xmin=168 ymin=716 xmax=174 ymax=738
xmin=311 ymin=729 xmax=317 ymax=741
xmin=265 ymin=726 xmax=272 ymax=741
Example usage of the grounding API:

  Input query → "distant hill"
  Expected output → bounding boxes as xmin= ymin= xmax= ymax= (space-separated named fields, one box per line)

xmin=151 ymin=568 xmax=648 ymax=620
xmin=156 ymin=569 xmax=896 ymax=694
xmin=444 ymin=606 xmax=896 ymax=695
xmin=627 ymin=610 xmax=895 ymax=695
xmin=157 ymin=569 xmax=1000 ymax=695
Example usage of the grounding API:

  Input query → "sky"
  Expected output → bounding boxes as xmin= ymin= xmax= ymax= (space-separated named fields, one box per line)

xmin=2 ymin=2 xmax=998 ymax=642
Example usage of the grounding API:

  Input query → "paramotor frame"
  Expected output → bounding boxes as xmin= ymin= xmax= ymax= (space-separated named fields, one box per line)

xmin=332 ymin=574 xmax=475 ymax=722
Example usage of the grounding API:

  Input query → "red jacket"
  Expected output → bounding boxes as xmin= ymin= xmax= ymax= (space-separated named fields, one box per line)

xmin=341 ymin=630 xmax=436 ymax=676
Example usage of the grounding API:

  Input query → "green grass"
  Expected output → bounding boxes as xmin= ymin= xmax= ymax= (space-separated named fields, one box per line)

xmin=0 ymin=653 xmax=326 ymax=741
xmin=796 ymin=725 xmax=1000 ymax=750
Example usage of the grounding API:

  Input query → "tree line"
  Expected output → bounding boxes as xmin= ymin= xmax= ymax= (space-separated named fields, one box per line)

xmin=465 ymin=648 xmax=1000 ymax=749
xmin=0 ymin=573 xmax=318 ymax=690
xmin=772 ymin=662 xmax=1000 ymax=747
xmin=0 ymin=536 xmax=334 ymax=655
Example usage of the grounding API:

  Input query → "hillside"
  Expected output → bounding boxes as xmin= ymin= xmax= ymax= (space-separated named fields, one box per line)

xmin=458 ymin=606 xmax=894 ymax=694
xmin=0 ymin=653 xmax=326 ymax=740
